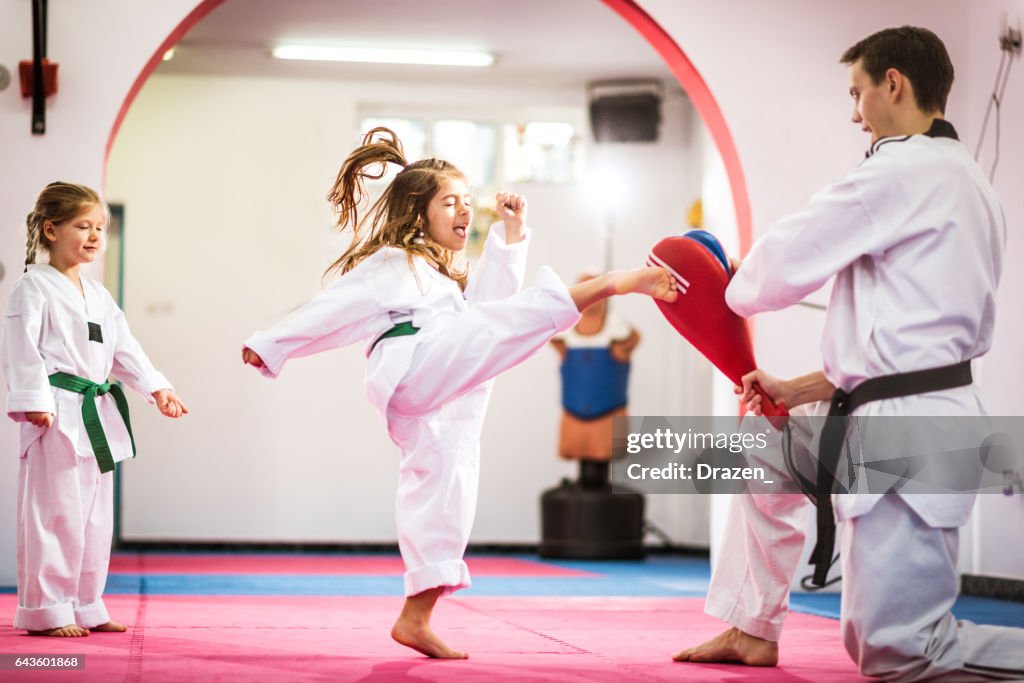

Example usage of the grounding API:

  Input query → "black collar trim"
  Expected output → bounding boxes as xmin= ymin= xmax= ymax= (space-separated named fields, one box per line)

xmin=866 ymin=135 xmax=911 ymax=158
xmin=865 ymin=119 xmax=959 ymax=158
xmin=924 ymin=118 xmax=959 ymax=140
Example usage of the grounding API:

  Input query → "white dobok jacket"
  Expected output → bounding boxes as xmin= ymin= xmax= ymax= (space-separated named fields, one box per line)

xmin=245 ymin=223 xmax=538 ymax=432
xmin=3 ymin=264 xmax=171 ymax=463
xmin=726 ymin=120 xmax=1006 ymax=527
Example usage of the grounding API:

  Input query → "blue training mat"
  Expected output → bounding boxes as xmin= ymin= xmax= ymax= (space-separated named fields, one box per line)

xmin=683 ymin=229 xmax=732 ymax=276
xmin=96 ymin=554 xmax=1024 ymax=627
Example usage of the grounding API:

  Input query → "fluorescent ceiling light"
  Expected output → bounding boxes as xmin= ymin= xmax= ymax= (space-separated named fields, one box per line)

xmin=272 ymin=45 xmax=494 ymax=67
xmin=162 ymin=47 xmax=176 ymax=62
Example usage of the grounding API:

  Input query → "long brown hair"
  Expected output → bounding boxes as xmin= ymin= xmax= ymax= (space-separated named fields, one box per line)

xmin=326 ymin=127 xmax=468 ymax=289
xmin=24 ymin=181 xmax=103 ymax=272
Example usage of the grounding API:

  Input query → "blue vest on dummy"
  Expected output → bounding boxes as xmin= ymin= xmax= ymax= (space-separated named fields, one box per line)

xmin=561 ymin=315 xmax=630 ymax=421
xmin=560 ymin=349 xmax=630 ymax=420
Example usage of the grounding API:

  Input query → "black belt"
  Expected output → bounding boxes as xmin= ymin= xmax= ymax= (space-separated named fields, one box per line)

xmin=809 ymin=360 xmax=974 ymax=587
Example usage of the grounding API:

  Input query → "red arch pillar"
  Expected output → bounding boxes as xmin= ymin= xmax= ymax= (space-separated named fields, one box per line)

xmin=603 ymin=0 xmax=752 ymax=255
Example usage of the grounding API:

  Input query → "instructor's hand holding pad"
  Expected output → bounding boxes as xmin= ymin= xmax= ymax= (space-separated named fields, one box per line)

xmin=647 ymin=230 xmax=788 ymax=419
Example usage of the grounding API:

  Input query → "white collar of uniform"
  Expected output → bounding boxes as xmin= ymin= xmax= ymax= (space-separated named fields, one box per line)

xmin=28 ymin=262 xmax=76 ymax=280
xmin=26 ymin=263 xmax=91 ymax=299
xmin=865 ymin=118 xmax=960 ymax=159
xmin=26 ymin=263 xmax=69 ymax=282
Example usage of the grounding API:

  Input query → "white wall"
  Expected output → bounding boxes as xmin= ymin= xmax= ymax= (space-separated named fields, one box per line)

xmin=104 ymin=73 xmax=709 ymax=544
xmin=961 ymin=0 xmax=1024 ymax=582
xmin=2 ymin=0 xmax=1021 ymax=585
xmin=0 ymin=0 xmax=202 ymax=587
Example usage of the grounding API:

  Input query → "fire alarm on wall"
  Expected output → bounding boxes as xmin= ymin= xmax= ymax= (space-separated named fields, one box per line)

xmin=19 ymin=58 xmax=58 ymax=98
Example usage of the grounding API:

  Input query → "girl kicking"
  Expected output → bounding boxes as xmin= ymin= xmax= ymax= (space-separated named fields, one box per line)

xmin=242 ymin=128 xmax=676 ymax=658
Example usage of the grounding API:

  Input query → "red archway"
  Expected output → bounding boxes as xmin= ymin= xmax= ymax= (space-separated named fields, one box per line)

xmin=104 ymin=0 xmax=752 ymax=254
xmin=104 ymin=0 xmax=226 ymax=175
xmin=603 ymin=0 xmax=751 ymax=254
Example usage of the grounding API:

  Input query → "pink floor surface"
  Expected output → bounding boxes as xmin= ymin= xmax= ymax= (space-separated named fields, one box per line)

xmin=0 ymin=594 xmax=866 ymax=682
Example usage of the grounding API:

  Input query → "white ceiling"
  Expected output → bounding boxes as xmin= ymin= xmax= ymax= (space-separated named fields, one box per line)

xmin=158 ymin=0 xmax=677 ymax=88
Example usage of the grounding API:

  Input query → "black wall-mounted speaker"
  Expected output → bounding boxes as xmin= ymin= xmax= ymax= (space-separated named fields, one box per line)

xmin=589 ymin=92 xmax=661 ymax=143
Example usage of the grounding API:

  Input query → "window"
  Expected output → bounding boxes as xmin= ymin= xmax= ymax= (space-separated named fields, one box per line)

xmin=358 ymin=115 xmax=580 ymax=186
xmin=359 ymin=116 xmax=496 ymax=186
xmin=432 ymin=119 xmax=497 ymax=186
xmin=359 ymin=117 xmax=427 ymax=161
xmin=503 ymin=121 xmax=580 ymax=183
xmin=357 ymin=113 xmax=581 ymax=259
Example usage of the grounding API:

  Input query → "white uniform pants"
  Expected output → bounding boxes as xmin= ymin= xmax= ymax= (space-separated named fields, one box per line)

xmin=709 ymin=492 xmax=1024 ymax=681
xmin=14 ymin=427 xmax=113 ymax=631
xmin=387 ymin=272 xmax=579 ymax=597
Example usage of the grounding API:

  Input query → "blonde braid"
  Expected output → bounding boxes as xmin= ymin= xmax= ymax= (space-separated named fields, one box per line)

xmin=24 ymin=210 xmax=41 ymax=272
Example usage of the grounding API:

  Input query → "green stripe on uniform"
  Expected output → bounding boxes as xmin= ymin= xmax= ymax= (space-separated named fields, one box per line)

xmin=371 ymin=321 xmax=420 ymax=352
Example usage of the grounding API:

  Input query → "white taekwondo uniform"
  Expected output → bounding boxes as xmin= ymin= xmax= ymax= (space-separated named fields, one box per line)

xmin=245 ymin=224 xmax=579 ymax=596
xmin=714 ymin=120 xmax=1024 ymax=681
xmin=2 ymin=264 xmax=171 ymax=631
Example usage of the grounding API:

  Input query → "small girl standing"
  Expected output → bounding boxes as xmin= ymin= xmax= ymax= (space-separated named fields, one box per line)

xmin=242 ymin=128 xmax=676 ymax=659
xmin=1 ymin=182 xmax=187 ymax=637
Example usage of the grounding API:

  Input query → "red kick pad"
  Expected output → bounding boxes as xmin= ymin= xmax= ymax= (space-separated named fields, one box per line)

xmin=647 ymin=234 xmax=787 ymax=418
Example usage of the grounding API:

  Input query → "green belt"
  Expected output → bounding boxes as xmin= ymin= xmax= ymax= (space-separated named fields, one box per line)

xmin=370 ymin=321 xmax=420 ymax=352
xmin=48 ymin=372 xmax=136 ymax=473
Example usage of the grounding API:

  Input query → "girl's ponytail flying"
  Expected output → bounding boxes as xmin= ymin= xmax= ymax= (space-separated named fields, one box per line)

xmin=325 ymin=128 xmax=468 ymax=290
xmin=328 ymin=127 xmax=408 ymax=238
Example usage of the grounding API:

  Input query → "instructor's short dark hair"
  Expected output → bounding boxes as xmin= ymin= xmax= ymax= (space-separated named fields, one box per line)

xmin=841 ymin=26 xmax=954 ymax=114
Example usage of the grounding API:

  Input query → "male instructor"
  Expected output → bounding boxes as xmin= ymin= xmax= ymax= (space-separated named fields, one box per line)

xmin=675 ymin=26 xmax=1024 ymax=681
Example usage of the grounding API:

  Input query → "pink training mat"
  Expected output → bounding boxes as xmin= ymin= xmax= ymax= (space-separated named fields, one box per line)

xmin=0 ymin=594 xmax=862 ymax=682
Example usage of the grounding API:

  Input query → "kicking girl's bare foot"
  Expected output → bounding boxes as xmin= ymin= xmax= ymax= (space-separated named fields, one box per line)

xmin=28 ymin=624 xmax=89 ymax=637
xmin=391 ymin=618 xmax=468 ymax=659
xmin=672 ymin=627 xmax=779 ymax=666
xmin=612 ymin=266 xmax=679 ymax=302
xmin=568 ymin=266 xmax=679 ymax=311
xmin=90 ymin=621 xmax=127 ymax=632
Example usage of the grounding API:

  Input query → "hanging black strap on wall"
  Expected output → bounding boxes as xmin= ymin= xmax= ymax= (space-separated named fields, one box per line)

xmin=31 ymin=0 xmax=47 ymax=135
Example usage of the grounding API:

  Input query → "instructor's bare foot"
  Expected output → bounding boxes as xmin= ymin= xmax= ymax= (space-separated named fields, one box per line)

xmin=90 ymin=621 xmax=127 ymax=632
xmin=673 ymin=627 xmax=778 ymax=666
xmin=613 ymin=267 xmax=678 ymax=302
xmin=391 ymin=619 xmax=468 ymax=659
xmin=28 ymin=624 xmax=89 ymax=637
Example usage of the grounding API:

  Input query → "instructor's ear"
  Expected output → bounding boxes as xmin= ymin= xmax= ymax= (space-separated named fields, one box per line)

xmin=885 ymin=68 xmax=901 ymax=97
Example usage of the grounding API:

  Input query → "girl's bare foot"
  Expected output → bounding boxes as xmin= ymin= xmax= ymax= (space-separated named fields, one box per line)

xmin=28 ymin=624 xmax=89 ymax=637
xmin=391 ymin=587 xmax=467 ymax=659
xmin=612 ymin=267 xmax=679 ymax=302
xmin=91 ymin=621 xmax=127 ymax=632
xmin=568 ymin=267 xmax=679 ymax=311
xmin=672 ymin=627 xmax=778 ymax=666
xmin=391 ymin=618 xmax=468 ymax=659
